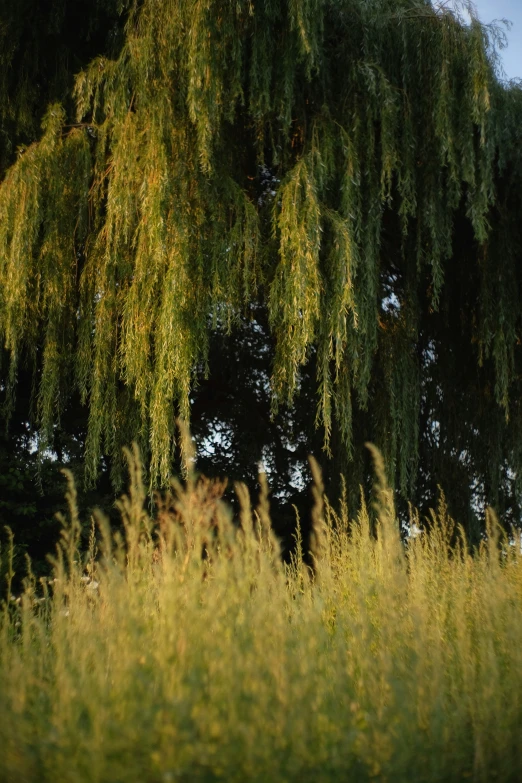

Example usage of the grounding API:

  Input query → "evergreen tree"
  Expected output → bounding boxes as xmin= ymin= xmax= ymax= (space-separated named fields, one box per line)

xmin=1 ymin=0 xmax=522 ymax=530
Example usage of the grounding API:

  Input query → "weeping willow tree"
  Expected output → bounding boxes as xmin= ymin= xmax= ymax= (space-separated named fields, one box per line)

xmin=1 ymin=0 xmax=522 ymax=515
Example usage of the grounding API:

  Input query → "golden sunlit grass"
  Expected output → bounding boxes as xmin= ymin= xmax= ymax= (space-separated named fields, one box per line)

xmin=1 ymin=444 xmax=522 ymax=783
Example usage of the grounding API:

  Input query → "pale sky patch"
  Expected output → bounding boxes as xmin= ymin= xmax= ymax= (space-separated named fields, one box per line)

xmin=472 ymin=0 xmax=522 ymax=80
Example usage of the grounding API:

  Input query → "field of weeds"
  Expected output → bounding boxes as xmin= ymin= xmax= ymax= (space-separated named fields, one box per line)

xmin=1 ymin=446 xmax=522 ymax=783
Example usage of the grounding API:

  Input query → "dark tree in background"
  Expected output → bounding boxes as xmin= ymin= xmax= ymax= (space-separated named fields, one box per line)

xmin=0 ymin=0 xmax=130 ymax=174
xmin=1 ymin=0 xmax=522 ymax=571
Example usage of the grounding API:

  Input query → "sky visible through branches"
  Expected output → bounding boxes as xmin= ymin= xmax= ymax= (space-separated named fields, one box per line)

xmin=472 ymin=0 xmax=522 ymax=79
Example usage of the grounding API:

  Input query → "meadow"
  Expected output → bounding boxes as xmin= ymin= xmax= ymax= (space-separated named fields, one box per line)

xmin=1 ymin=446 xmax=521 ymax=783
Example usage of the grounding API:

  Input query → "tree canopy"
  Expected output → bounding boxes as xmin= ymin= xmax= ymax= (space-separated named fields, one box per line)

xmin=1 ymin=0 xmax=522 ymax=529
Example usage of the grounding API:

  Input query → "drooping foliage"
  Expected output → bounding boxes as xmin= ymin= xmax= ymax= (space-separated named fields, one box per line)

xmin=1 ymin=0 xmax=522 ymax=516
xmin=0 ymin=0 xmax=130 ymax=174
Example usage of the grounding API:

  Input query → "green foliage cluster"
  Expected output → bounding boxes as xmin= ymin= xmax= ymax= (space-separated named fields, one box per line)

xmin=1 ymin=0 xmax=522 ymax=510
xmin=1 ymin=449 xmax=521 ymax=782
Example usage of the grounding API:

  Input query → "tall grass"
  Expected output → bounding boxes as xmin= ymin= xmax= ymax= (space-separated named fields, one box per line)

xmin=1 ymin=445 xmax=522 ymax=783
